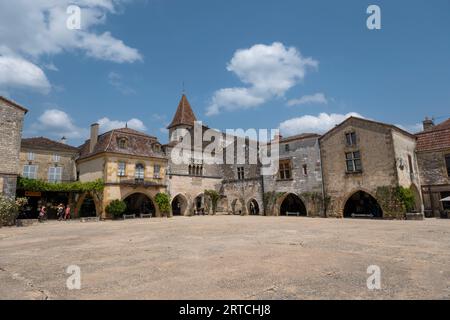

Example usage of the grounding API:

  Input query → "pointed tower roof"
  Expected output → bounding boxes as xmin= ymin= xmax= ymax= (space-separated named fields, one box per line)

xmin=167 ymin=94 xmax=197 ymax=129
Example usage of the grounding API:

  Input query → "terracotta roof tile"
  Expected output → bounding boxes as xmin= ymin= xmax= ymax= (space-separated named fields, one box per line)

xmin=167 ymin=94 xmax=197 ymax=129
xmin=416 ymin=118 xmax=450 ymax=152
xmin=21 ymin=137 xmax=79 ymax=153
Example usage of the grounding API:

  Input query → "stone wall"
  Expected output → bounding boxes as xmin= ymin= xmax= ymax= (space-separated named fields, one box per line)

xmin=0 ymin=100 xmax=26 ymax=197
xmin=320 ymin=118 xmax=404 ymax=218
xmin=263 ymin=136 xmax=324 ymax=217
xmin=19 ymin=149 xmax=77 ymax=182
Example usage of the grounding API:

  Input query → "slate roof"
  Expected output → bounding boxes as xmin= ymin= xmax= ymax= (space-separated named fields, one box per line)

xmin=416 ymin=118 xmax=450 ymax=152
xmin=21 ymin=137 xmax=79 ymax=153
xmin=167 ymin=94 xmax=197 ymax=129
xmin=78 ymin=127 xmax=166 ymax=160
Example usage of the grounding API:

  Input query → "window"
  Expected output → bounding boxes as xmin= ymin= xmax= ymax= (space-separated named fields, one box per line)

xmin=52 ymin=154 xmax=60 ymax=162
xmin=279 ymin=160 xmax=292 ymax=180
xmin=118 ymin=138 xmax=127 ymax=149
xmin=23 ymin=165 xmax=37 ymax=179
xmin=446 ymin=154 xmax=450 ymax=177
xmin=408 ymin=155 xmax=414 ymax=174
xmin=118 ymin=162 xmax=126 ymax=177
xmin=154 ymin=164 xmax=161 ymax=178
xmin=188 ymin=165 xmax=192 ymax=175
xmin=48 ymin=167 xmax=62 ymax=183
xmin=302 ymin=164 xmax=308 ymax=176
xmin=27 ymin=152 xmax=35 ymax=161
xmin=285 ymin=144 xmax=290 ymax=152
xmin=346 ymin=151 xmax=362 ymax=172
xmin=345 ymin=132 xmax=357 ymax=146
xmin=135 ymin=164 xmax=145 ymax=180
xmin=237 ymin=167 xmax=245 ymax=180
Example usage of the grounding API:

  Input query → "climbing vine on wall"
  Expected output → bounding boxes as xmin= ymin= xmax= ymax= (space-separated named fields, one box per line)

xmin=17 ymin=177 xmax=104 ymax=193
xmin=375 ymin=186 xmax=415 ymax=218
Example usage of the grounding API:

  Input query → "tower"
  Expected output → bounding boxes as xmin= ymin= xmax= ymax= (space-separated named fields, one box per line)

xmin=167 ymin=94 xmax=197 ymax=142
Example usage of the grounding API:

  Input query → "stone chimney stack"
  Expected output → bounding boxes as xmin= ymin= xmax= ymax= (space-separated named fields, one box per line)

xmin=422 ymin=117 xmax=435 ymax=132
xmin=90 ymin=123 xmax=99 ymax=153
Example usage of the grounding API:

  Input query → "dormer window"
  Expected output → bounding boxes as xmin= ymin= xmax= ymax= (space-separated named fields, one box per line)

xmin=118 ymin=138 xmax=127 ymax=149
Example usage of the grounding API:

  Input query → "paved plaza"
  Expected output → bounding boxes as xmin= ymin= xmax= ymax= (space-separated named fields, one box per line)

xmin=0 ymin=216 xmax=449 ymax=300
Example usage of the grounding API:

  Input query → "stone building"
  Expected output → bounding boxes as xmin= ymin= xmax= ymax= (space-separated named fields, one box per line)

xmin=166 ymin=95 xmax=227 ymax=216
xmin=20 ymin=137 xmax=78 ymax=182
xmin=77 ymin=124 xmax=168 ymax=218
xmin=0 ymin=96 xmax=28 ymax=198
xmin=17 ymin=137 xmax=79 ymax=218
xmin=263 ymin=133 xmax=324 ymax=217
xmin=320 ymin=117 xmax=422 ymax=219
xmin=416 ymin=118 xmax=450 ymax=217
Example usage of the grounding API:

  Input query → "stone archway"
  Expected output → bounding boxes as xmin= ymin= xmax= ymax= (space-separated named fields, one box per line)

xmin=247 ymin=199 xmax=260 ymax=216
xmin=279 ymin=193 xmax=307 ymax=216
xmin=343 ymin=190 xmax=383 ymax=219
xmin=75 ymin=192 xmax=102 ymax=218
xmin=193 ymin=193 xmax=210 ymax=215
xmin=231 ymin=199 xmax=244 ymax=215
xmin=172 ymin=194 xmax=188 ymax=216
xmin=123 ymin=193 xmax=156 ymax=216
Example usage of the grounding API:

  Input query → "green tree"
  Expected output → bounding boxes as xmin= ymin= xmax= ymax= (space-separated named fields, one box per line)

xmin=155 ymin=193 xmax=171 ymax=216
xmin=105 ymin=199 xmax=127 ymax=218
xmin=204 ymin=190 xmax=220 ymax=215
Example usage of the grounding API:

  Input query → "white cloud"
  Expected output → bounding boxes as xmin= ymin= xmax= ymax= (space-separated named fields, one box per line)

xmin=287 ymin=93 xmax=328 ymax=107
xmin=207 ymin=42 xmax=318 ymax=116
xmin=97 ymin=117 xmax=147 ymax=133
xmin=279 ymin=112 xmax=363 ymax=136
xmin=0 ymin=0 xmax=141 ymax=93
xmin=31 ymin=109 xmax=88 ymax=139
xmin=0 ymin=55 xmax=51 ymax=93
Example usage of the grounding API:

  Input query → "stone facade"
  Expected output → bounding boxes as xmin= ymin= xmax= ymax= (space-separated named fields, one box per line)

xmin=416 ymin=118 xmax=450 ymax=217
xmin=263 ymin=134 xmax=324 ymax=217
xmin=19 ymin=137 xmax=78 ymax=183
xmin=0 ymin=97 xmax=27 ymax=198
xmin=77 ymin=126 xmax=168 ymax=218
xmin=320 ymin=117 xmax=421 ymax=219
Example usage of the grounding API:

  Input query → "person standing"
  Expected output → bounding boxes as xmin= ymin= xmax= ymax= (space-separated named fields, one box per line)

xmin=38 ymin=206 xmax=47 ymax=222
xmin=57 ymin=204 xmax=64 ymax=221
xmin=64 ymin=206 xmax=71 ymax=220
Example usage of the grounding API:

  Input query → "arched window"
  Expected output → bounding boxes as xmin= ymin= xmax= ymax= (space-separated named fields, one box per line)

xmin=135 ymin=163 xmax=145 ymax=180
xmin=188 ymin=165 xmax=192 ymax=175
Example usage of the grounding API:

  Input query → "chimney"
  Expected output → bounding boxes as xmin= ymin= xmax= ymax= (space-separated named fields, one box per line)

xmin=273 ymin=133 xmax=283 ymax=142
xmin=60 ymin=136 xmax=67 ymax=144
xmin=90 ymin=123 xmax=99 ymax=153
xmin=422 ymin=117 xmax=435 ymax=132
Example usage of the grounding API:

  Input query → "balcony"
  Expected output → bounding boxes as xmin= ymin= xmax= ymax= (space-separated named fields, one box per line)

xmin=116 ymin=177 xmax=165 ymax=187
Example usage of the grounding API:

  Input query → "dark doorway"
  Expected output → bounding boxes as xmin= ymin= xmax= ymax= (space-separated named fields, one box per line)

xmin=124 ymin=193 xmax=155 ymax=215
xmin=248 ymin=199 xmax=260 ymax=215
xmin=280 ymin=194 xmax=307 ymax=216
xmin=172 ymin=194 xmax=187 ymax=216
xmin=344 ymin=191 xmax=383 ymax=218
xmin=79 ymin=195 xmax=97 ymax=218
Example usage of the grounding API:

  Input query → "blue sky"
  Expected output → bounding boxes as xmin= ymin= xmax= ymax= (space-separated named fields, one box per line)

xmin=1 ymin=0 xmax=449 ymax=145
